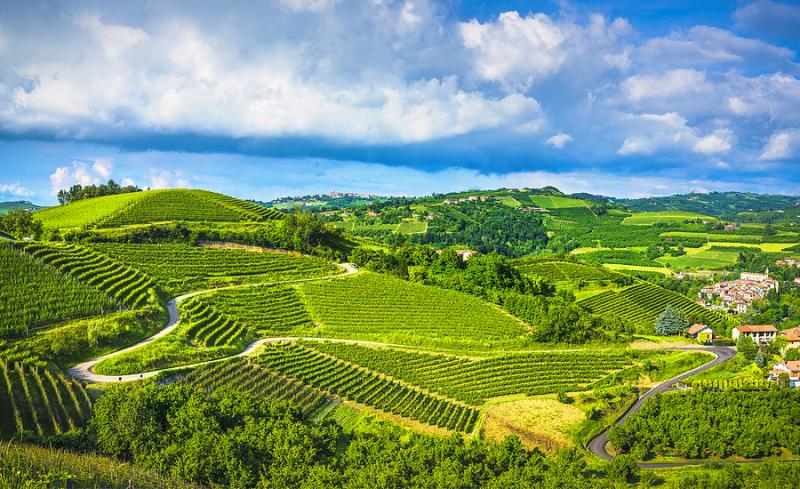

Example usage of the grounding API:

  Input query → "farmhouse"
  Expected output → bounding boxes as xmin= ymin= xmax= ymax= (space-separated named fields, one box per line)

xmin=731 ymin=325 xmax=778 ymax=345
xmin=686 ymin=323 xmax=713 ymax=341
xmin=776 ymin=257 xmax=799 ymax=267
xmin=769 ymin=361 xmax=800 ymax=389
xmin=455 ymin=249 xmax=477 ymax=261
xmin=443 ymin=195 xmax=490 ymax=205
xmin=699 ymin=270 xmax=779 ymax=313
xmin=781 ymin=327 xmax=800 ymax=350
xmin=723 ymin=224 xmax=738 ymax=231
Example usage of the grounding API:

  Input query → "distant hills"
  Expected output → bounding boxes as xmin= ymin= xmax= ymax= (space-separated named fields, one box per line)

xmin=0 ymin=201 xmax=45 ymax=216
xmin=615 ymin=192 xmax=800 ymax=218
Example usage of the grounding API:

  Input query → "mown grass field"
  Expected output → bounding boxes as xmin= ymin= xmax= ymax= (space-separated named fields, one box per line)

xmin=34 ymin=192 xmax=143 ymax=229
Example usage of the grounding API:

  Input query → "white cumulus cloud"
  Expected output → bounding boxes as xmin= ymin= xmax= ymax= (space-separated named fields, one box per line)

xmin=545 ymin=133 xmax=573 ymax=149
xmin=0 ymin=183 xmax=34 ymax=198
xmin=760 ymin=128 xmax=800 ymax=160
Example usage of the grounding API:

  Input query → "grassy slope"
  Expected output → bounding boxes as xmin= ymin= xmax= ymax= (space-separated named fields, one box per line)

xmin=35 ymin=192 xmax=143 ymax=229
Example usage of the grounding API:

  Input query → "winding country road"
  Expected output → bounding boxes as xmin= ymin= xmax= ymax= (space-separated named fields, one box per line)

xmin=69 ymin=268 xmax=749 ymax=469
xmin=586 ymin=345 xmax=736 ymax=468
xmin=68 ymin=263 xmax=359 ymax=383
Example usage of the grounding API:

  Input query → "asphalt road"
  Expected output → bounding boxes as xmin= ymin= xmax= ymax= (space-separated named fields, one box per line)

xmin=586 ymin=345 xmax=737 ymax=467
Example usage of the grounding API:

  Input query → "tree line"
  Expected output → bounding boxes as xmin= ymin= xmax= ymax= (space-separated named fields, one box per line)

xmin=57 ymin=180 xmax=141 ymax=204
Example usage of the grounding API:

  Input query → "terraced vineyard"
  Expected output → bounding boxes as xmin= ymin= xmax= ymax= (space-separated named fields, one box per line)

xmin=179 ymin=358 xmax=327 ymax=415
xmin=178 ymin=298 xmax=251 ymax=347
xmin=0 ymin=242 xmax=117 ymax=336
xmin=0 ymin=360 xmax=92 ymax=438
xmin=23 ymin=242 xmax=157 ymax=309
xmin=90 ymin=243 xmax=340 ymax=294
xmin=578 ymin=281 xmax=729 ymax=329
xmin=99 ymin=189 xmax=284 ymax=227
xmin=299 ymin=272 xmax=527 ymax=347
xmin=513 ymin=260 xmax=621 ymax=281
xmin=199 ymin=285 xmax=315 ymax=334
xmin=258 ymin=343 xmax=479 ymax=432
xmin=306 ymin=342 xmax=636 ymax=404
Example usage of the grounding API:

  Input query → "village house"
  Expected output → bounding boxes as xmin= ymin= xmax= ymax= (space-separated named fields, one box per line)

xmin=781 ymin=327 xmax=800 ymax=350
xmin=776 ymin=257 xmax=800 ymax=267
xmin=731 ymin=325 xmax=778 ymax=345
xmin=723 ymin=224 xmax=738 ymax=231
xmin=366 ymin=210 xmax=378 ymax=217
xmin=443 ymin=195 xmax=489 ymax=205
xmin=455 ymin=249 xmax=477 ymax=261
xmin=699 ymin=270 xmax=779 ymax=313
xmin=519 ymin=207 xmax=550 ymax=213
xmin=769 ymin=361 xmax=800 ymax=389
xmin=686 ymin=324 xmax=713 ymax=342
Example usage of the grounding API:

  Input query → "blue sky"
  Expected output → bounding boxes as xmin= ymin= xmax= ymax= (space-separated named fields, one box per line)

xmin=1 ymin=0 xmax=799 ymax=205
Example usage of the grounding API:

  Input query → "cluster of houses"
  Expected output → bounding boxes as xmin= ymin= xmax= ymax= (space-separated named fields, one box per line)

xmin=442 ymin=195 xmax=489 ymax=205
xmin=771 ymin=361 xmax=800 ymax=388
xmin=519 ymin=207 xmax=550 ymax=213
xmin=776 ymin=257 xmax=800 ymax=268
xmin=698 ymin=270 xmax=779 ymax=314
xmin=685 ymin=324 xmax=800 ymax=388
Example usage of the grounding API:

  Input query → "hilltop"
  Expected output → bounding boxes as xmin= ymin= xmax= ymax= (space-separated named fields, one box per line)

xmin=33 ymin=188 xmax=284 ymax=229
xmin=0 ymin=201 xmax=45 ymax=215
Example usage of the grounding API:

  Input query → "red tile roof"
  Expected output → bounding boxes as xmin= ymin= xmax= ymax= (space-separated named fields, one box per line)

xmin=687 ymin=324 xmax=710 ymax=335
xmin=735 ymin=325 xmax=778 ymax=333
xmin=781 ymin=327 xmax=800 ymax=342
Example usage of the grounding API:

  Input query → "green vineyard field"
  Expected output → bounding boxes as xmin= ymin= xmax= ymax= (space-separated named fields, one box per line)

xmin=0 ymin=243 xmax=117 ymax=336
xmin=178 ymin=298 xmax=251 ymax=347
xmin=198 ymin=285 xmax=315 ymax=335
xmin=514 ymin=260 xmax=620 ymax=282
xmin=179 ymin=357 xmax=327 ymax=415
xmin=23 ymin=242 xmax=157 ymax=309
xmin=0 ymin=360 xmax=92 ymax=438
xmin=90 ymin=243 xmax=340 ymax=294
xmin=578 ymin=281 xmax=728 ymax=329
xmin=299 ymin=272 xmax=527 ymax=347
xmin=257 ymin=343 xmax=480 ymax=432
xmin=306 ymin=342 xmax=636 ymax=404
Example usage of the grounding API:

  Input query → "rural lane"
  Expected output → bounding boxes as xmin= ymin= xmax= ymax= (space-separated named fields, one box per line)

xmin=586 ymin=345 xmax=736 ymax=467
xmin=68 ymin=263 xmax=358 ymax=383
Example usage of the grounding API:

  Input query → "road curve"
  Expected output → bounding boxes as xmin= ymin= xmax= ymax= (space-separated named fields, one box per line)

xmin=68 ymin=263 xmax=358 ymax=383
xmin=586 ymin=345 xmax=736 ymax=467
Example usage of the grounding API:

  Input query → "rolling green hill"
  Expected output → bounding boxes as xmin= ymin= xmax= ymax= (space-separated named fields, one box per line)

xmin=0 ymin=201 xmax=45 ymax=216
xmin=35 ymin=189 xmax=284 ymax=229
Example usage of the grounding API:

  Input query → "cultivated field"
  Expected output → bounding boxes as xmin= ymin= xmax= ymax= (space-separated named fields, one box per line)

xmin=0 ymin=243 xmax=118 ymax=336
xmin=90 ymin=242 xmax=339 ymax=293
xmin=299 ymin=272 xmax=528 ymax=348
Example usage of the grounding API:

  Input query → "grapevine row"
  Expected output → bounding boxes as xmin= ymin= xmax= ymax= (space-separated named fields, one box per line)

xmin=579 ymin=281 xmax=728 ymax=328
xmin=306 ymin=342 xmax=634 ymax=404
xmin=257 ymin=343 xmax=479 ymax=432
xmin=23 ymin=242 xmax=156 ymax=309
xmin=0 ymin=243 xmax=116 ymax=336
xmin=91 ymin=242 xmax=339 ymax=294
xmin=178 ymin=298 xmax=250 ymax=347
xmin=0 ymin=360 xmax=92 ymax=439
xmin=180 ymin=357 xmax=326 ymax=415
